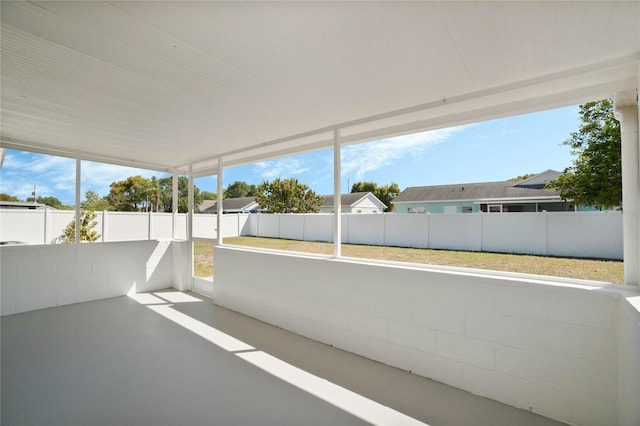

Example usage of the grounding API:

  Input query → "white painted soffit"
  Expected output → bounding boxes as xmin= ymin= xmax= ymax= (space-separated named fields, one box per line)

xmin=1 ymin=1 xmax=639 ymax=174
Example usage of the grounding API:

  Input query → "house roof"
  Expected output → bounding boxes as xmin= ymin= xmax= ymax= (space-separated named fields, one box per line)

xmin=0 ymin=201 xmax=51 ymax=210
xmin=393 ymin=171 xmax=562 ymax=204
xmin=320 ymin=192 xmax=382 ymax=208
xmin=512 ymin=170 xmax=562 ymax=189
xmin=200 ymin=197 xmax=258 ymax=214
xmin=1 ymin=2 xmax=638 ymax=176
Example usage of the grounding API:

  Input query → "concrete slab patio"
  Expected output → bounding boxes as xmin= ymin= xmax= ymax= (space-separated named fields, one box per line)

xmin=2 ymin=290 xmax=566 ymax=426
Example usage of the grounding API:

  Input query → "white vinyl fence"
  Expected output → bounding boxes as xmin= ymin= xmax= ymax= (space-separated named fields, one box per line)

xmin=0 ymin=209 xmax=623 ymax=259
xmin=0 ymin=210 xmax=249 ymax=245
xmin=247 ymin=211 xmax=624 ymax=260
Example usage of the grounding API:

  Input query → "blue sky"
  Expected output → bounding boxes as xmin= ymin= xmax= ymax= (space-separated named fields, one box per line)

xmin=1 ymin=105 xmax=579 ymax=205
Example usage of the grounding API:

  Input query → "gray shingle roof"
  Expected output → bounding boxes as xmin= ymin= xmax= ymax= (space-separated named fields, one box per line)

xmin=320 ymin=192 xmax=371 ymax=207
xmin=200 ymin=197 xmax=258 ymax=213
xmin=393 ymin=171 xmax=562 ymax=203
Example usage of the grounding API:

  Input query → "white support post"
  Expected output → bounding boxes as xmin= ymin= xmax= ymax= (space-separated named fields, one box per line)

xmin=172 ymin=173 xmax=178 ymax=239
xmin=75 ymin=158 xmax=81 ymax=245
xmin=333 ymin=129 xmax=342 ymax=257
xmin=188 ymin=166 xmax=194 ymax=287
xmin=614 ymin=89 xmax=640 ymax=286
xmin=217 ymin=157 xmax=224 ymax=246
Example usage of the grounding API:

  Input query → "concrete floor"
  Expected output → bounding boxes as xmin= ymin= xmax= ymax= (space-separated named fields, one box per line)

xmin=1 ymin=290 xmax=567 ymax=426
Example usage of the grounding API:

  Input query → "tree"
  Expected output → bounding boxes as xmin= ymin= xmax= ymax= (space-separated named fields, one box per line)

xmin=81 ymin=190 xmax=113 ymax=211
xmin=256 ymin=178 xmax=323 ymax=213
xmin=58 ymin=210 xmax=101 ymax=243
xmin=351 ymin=181 xmax=401 ymax=212
xmin=26 ymin=195 xmax=73 ymax=210
xmin=224 ymin=181 xmax=257 ymax=199
xmin=157 ymin=176 xmax=203 ymax=213
xmin=200 ymin=191 xmax=217 ymax=201
xmin=107 ymin=175 xmax=152 ymax=211
xmin=547 ymin=99 xmax=622 ymax=209
xmin=0 ymin=193 xmax=19 ymax=201
xmin=508 ymin=174 xmax=536 ymax=182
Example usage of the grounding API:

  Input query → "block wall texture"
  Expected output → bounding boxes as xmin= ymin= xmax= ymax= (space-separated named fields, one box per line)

xmin=1 ymin=240 xmax=174 ymax=316
xmin=213 ymin=246 xmax=639 ymax=426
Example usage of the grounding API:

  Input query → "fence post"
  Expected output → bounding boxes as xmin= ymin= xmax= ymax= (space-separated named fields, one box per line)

xmin=148 ymin=211 xmax=153 ymax=240
xmin=43 ymin=208 xmax=49 ymax=245
xmin=102 ymin=211 xmax=108 ymax=242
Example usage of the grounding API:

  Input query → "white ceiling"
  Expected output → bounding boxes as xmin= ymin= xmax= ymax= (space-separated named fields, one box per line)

xmin=1 ymin=1 xmax=639 ymax=175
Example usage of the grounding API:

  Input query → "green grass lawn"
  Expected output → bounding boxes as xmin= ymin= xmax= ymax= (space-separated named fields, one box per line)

xmin=194 ymin=237 xmax=624 ymax=284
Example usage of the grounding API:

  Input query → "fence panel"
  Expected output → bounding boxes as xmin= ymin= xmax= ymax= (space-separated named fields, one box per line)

xmin=256 ymin=214 xmax=280 ymax=238
xmin=0 ymin=210 xmax=45 ymax=244
xmin=547 ymin=212 xmax=623 ymax=259
xmin=481 ymin=213 xmax=548 ymax=255
xmin=429 ymin=213 xmax=483 ymax=251
xmin=384 ymin=214 xmax=428 ymax=248
xmin=151 ymin=213 xmax=174 ymax=240
xmin=104 ymin=212 xmax=149 ymax=242
xmin=303 ymin=214 xmax=333 ymax=242
xmin=0 ymin=210 xmax=624 ymax=259
xmin=193 ymin=214 xmax=217 ymax=239
xmin=346 ymin=214 xmax=385 ymax=246
xmin=278 ymin=215 xmax=305 ymax=240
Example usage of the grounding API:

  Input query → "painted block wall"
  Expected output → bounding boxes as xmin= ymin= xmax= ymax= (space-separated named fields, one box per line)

xmin=0 ymin=240 xmax=176 ymax=316
xmin=213 ymin=246 xmax=639 ymax=426
xmin=618 ymin=295 xmax=640 ymax=426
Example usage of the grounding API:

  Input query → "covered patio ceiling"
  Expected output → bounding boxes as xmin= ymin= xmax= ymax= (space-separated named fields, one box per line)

xmin=1 ymin=1 xmax=639 ymax=176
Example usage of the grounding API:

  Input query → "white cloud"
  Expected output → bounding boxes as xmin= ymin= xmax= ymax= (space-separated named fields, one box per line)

xmin=0 ymin=150 xmax=170 ymax=203
xmin=253 ymin=157 xmax=311 ymax=180
xmin=81 ymin=161 xmax=165 ymax=197
xmin=341 ymin=126 xmax=467 ymax=180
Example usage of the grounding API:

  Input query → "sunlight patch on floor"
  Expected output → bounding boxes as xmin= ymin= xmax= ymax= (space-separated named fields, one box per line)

xmin=130 ymin=292 xmax=428 ymax=426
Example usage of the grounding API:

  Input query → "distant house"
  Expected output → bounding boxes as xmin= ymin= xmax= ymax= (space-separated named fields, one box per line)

xmin=392 ymin=170 xmax=577 ymax=213
xmin=199 ymin=197 xmax=261 ymax=214
xmin=0 ymin=201 xmax=51 ymax=210
xmin=318 ymin=192 xmax=386 ymax=214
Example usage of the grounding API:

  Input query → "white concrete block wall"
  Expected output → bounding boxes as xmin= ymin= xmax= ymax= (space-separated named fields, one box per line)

xmin=618 ymin=295 xmax=640 ymax=426
xmin=213 ymin=246 xmax=639 ymax=426
xmin=0 ymin=240 xmax=177 ymax=316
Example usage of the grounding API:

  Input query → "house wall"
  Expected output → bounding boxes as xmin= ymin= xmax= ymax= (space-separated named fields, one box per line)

xmin=0 ymin=240 xmax=176 ymax=316
xmin=213 ymin=246 xmax=640 ymax=426
xmin=394 ymin=201 xmax=477 ymax=214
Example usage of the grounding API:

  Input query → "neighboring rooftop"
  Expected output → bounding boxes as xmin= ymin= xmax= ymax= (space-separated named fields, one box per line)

xmin=393 ymin=170 xmax=562 ymax=203
xmin=199 ymin=197 xmax=259 ymax=214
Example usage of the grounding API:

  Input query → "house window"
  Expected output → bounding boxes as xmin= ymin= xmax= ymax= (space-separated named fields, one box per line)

xmin=462 ymin=206 xmax=473 ymax=213
xmin=488 ymin=205 xmax=502 ymax=213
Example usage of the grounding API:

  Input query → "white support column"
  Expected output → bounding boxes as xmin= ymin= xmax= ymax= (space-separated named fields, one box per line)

xmin=217 ymin=157 xmax=224 ymax=246
xmin=614 ymin=90 xmax=640 ymax=286
xmin=75 ymin=158 xmax=81 ymax=245
xmin=172 ymin=173 xmax=178 ymax=239
xmin=188 ymin=166 xmax=194 ymax=289
xmin=333 ymin=129 xmax=342 ymax=257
